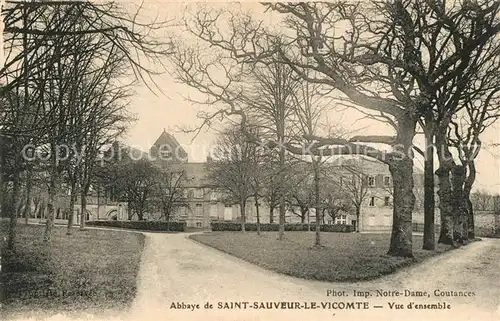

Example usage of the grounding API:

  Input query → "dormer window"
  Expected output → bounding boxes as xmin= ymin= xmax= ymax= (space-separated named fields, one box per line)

xmin=158 ymin=144 xmax=172 ymax=160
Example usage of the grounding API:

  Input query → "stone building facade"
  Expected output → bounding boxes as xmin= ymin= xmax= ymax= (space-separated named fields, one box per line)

xmin=91 ymin=131 xmax=428 ymax=231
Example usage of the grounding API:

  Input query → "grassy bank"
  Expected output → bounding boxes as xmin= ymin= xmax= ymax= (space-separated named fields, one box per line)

xmin=0 ymin=220 xmax=145 ymax=318
xmin=190 ymin=231 xmax=453 ymax=282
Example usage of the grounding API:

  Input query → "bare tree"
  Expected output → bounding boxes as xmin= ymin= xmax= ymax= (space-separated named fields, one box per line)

xmin=290 ymin=78 xmax=335 ymax=245
xmin=470 ymin=191 xmax=494 ymax=212
xmin=320 ymin=180 xmax=350 ymax=225
xmin=322 ymin=159 xmax=370 ymax=232
xmin=155 ymin=169 xmax=188 ymax=228
xmin=1 ymin=0 xmax=170 ymax=248
xmin=171 ymin=1 xmax=500 ymax=257
xmin=429 ymin=6 xmax=500 ymax=244
xmin=444 ymin=41 xmax=500 ymax=240
xmin=207 ymin=126 xmax=261 ymax=232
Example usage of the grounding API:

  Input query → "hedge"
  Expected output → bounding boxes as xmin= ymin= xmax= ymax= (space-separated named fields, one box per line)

xmin=86 ymin=220 xmax=186 ymax=232
xmin=210 ymin=222 xmax=353 ymax=232
xmin=412 ymin=222 xmax=499 ymax=238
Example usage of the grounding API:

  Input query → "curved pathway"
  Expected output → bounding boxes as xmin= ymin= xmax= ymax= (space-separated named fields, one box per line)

xmin=127 ymin=233 xmax=500 ymax=321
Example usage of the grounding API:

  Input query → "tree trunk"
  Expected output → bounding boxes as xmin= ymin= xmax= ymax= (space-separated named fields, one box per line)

xmin=97 ymin=185 xmax=100 ymax=220
xmin=23 ymin=166 xmax=33 ymax=225
xmin=435 ymin=128 xmax=456 ymax=246
xmin=38 ymin=202 xmax=45 ymax=219
xmin=307 ymin=209 xmax=311 ymax=232
xmin=80 ymin=195 xmax=87 ymax=229
xmin=300 ymin=208 xmax=307 ymax=223
xmin=0 ymin=143 xmax=4 ymax=218
xmin=387 ymin=157 xmax=415 ymax=257
xmin=386 ymin=115 xmax=417 ymax=257
xmin=451 ymin=165 xmax=468 ymax=244
xmin=240 ymin=199 xmax=246 ymax=232
xmin=464 ymin=161 xmax=476 ymax=239
xmin=80 ymin=184 xmax=90 ymax=230
xmin=466 ymin=197 xmax=475 ymax=239
xmin=66 ymin=178 xmax=78 ymax=235
xmin=0 ymin=176 xmax=6 ymax=218
xmin=313 ymin=158 xmax=321 ymax=247
xmin=7 ymin=171 xmax=21 ymax=251
xmin=269 ymin=205 xmax=274 ymax=224
xmin=355 ymin=206 xmax=361 ymax=232
xmin=255 ymin=197 xmax=261 ymax=236
xmin=278 ymin=198 xmax=285 ymax=239
xmin=422 ymin=125 xmax=435 ymax=250
xmin=43 ymin=169 xmax=58 ymax=243
xmin=128 ymin=203 xmax=134 ymax=220
xmin=165 ymin=206 xmax=171 ymax=231
xmin=278 ymin=145 xmax=286 ymax=240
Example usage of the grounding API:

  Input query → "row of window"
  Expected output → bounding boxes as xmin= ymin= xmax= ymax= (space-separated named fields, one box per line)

xmin=339 ymin=175 xmax=391 ymax=188
xmin=367 ymin=176 xmax=391 ymax=187
xmin=368 ymin=196 xmax=391 ymax=207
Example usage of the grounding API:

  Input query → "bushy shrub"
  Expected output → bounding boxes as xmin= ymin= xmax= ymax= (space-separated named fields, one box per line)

xmin=87 ymin=220 xmax=186 ymax=232
xmin=210 ymin=222 xmax=353 ymax=232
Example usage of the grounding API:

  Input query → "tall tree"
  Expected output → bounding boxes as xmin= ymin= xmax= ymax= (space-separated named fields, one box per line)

xmin=207 ymin=126 xmax=261 ymax=231
xmin=1 ymin=0 xmax=169 ymax=248
xmin=326 ymin=159 xmax=371 ymax=232
xmin=155 ymin=168 xmax=188 ymax=228
xmin=172 ymin=1 xmax=500 ymax=256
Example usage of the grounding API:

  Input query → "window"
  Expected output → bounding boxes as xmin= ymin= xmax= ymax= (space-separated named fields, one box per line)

xmin=210 ymin=191 xmax=218 ymax=201
xmin=194 ymin=188 xmax=203 ymax=199
xmin=158 ymin=145 xmax=172 ymax=160
xmin=384 ymin=196 xmax=390 ymax=206
xmin=210 ymin=204 xmax=218 ymax=218
xmin=384 ymin=176 xmax=391 ymax=187
xmin=196 ymin=222 xmax=202 ymax=228
xmin=335 ymin=214 xmax=347 ymax=224
xmin=369 ymin=197 xmax=375 ymax=207
xmin=160 ymin=150 xmax=171 ymax=160
xmin=368 ymin=176 xmax=375 ymax=187
xmin=195 ymin=204 xmax=203 ymax=216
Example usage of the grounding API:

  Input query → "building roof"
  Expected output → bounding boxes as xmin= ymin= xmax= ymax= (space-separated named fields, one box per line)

xmin=149 ymin=129 xmax=188 ymax=162
xmin=104 ymin=141 xmax=149 ymax=162
xmin=152 ymin=130 xmax=181 ymax=149
xmin=168 ymin=162 xmax=208 ymax=187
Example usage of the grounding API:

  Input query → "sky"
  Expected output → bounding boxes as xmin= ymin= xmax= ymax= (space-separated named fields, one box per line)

xmin=120 ymin=1 xmax=500 ymax=194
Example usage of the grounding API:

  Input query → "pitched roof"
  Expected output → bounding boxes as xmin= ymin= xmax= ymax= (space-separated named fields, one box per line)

xmin=150 ymin=130 xmax=188 ymax=161
xmin=152 ymin=130 xmax=180 ymax=149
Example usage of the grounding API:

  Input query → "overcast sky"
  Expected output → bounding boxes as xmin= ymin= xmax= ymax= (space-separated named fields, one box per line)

xmin=121 ymin=1 xmax=500 ymax=194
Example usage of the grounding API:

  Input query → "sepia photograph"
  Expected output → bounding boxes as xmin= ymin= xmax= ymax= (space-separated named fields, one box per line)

xmin=0 ymin=1 xmax=499 ymax=320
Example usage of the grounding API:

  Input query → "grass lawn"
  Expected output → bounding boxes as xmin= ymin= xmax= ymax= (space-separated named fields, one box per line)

xmin=0 ymin=220 xmax=145 ymax=318
xmin=190 ymin=231 xmax=453 ymax=282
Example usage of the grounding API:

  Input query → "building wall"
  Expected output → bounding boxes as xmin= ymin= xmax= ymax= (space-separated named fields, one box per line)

xmin=95 ymin=136 xmax=432 ymax=232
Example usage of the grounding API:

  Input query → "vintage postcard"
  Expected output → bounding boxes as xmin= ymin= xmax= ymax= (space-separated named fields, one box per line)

xmin=1 ymin=1 xmax=499 ymax=321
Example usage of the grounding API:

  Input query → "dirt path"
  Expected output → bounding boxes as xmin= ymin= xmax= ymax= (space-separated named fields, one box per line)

xmin=127 ymin=233 xmax=500 ymax=321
